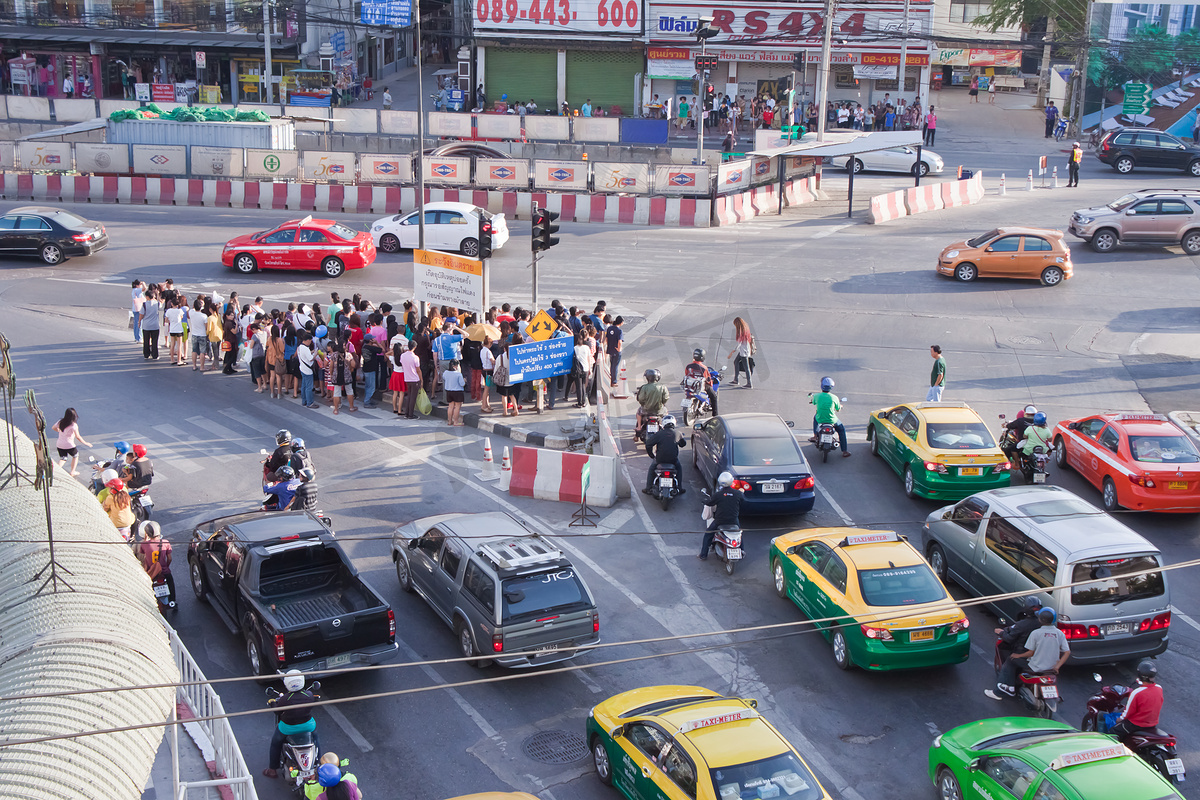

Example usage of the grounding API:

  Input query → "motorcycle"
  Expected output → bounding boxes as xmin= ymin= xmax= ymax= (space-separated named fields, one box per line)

xmin=994 ymin=636 xmax=1059 ymax=718
xmin=129 ymin=485 xmax=154 ymax=524
xmin=266 ymin=682 xmax=322 ymax=793
xmin=680 ymin=367 xmax=725 ymax=426
xmin=1018 ymin=445 xmax=1050 ymax=484
xmin=1054 ymin=116 xmax=1069 ymax=142
xmin=1082 ymin=677 xmax=1186 ymax=785
xmin=809 ymin=394 xmax=849 ymax=463
xmin=997 ymin=414 xmax=1019 ymax=460
xmin=634 ymin=413 xmax=660 ymax=444
xmin=700 ymin=490 xmax=744 ymax=575
xmin=650 ymin=463 xmax=680 ymax=511
xmin=151 ymin=573 xmax=177 ymax=615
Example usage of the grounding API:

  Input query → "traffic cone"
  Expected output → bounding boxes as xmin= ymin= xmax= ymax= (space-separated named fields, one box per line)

xmin=999 ymin=173 xmax=1006 ymax=196
xmin=477 ymin=438 xmax=499 ymax=481
xmin=1026 ymin=169 xmax=1034 ymax=191
xmin=498 ymin=447 xmax=512 ymax=491
xmin=1052 ymin=165 xmax=1059 ymax=188
xmin=611 ymin=363 xmax=630 ymax=399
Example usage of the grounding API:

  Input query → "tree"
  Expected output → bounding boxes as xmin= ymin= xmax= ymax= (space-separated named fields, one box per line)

xmin=973 ymin=0 xmax=1088 ymax=107
xmin=1120 ymin=25 xmax=1176 ymax=81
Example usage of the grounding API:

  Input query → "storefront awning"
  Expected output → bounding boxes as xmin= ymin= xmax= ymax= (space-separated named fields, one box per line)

xmin=0 ymin=25 xmax=297 ymax=50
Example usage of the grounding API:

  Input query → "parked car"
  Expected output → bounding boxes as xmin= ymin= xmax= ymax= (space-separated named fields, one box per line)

xmin=221 ymin=215 xmax=376 ymax=277
xmin=1095 ymin=127 xmax=1200 ymax=176
xmin=690 ymin=413 xmax=815 ymax=515
xmin=831 ymin=146 xmax=944 ymax=176
xmin=936 ymin=226 xmax=1072 ymax=286
xmin=0 ymin=205 xmax=108 ymax=264
xmin=187 ymin=510 xmax=398 ymax=675
xmin=922 ymin=485 xmax=1171 ymax=664
xmin=370 ymin=201 xmax=509 ymax=258
xmin=392 ymin=511 xmax=600 ymax=667
xmin=1068 ymin=188 xmax=1200 ymax=254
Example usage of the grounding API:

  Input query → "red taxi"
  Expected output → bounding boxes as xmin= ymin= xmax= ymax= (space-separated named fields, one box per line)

xmin=222 ymin=216 xmax=376 ymax=278
xmin=1053 ymin=412 xmax=1200 ymax=512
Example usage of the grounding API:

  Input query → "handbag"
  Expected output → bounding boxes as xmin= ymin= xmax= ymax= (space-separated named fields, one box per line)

xmin=492 ymin=356 xmax=509 ymax=387
xmin=415 ymin=388 xmax=433 ymax=416
xmin=127 ymin=311 xmax=135 ymax=329
xmin=220 ymin=340 xmax=232 ymax=352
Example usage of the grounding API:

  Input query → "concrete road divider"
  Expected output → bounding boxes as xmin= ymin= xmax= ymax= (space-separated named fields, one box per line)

xmin=877 ymin=171 xmax=986 ymax=223
xmin=904 ymin=183 xmax=944 ymax=214
xmin=508 ymin=445 xmax=617 ymax=508
xmin=868 ymin=189 xmax=907 ymax=224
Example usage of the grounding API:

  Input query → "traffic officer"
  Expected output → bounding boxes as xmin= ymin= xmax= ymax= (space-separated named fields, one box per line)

xmin=1068 ymin=141 xmax=1083 ymax=187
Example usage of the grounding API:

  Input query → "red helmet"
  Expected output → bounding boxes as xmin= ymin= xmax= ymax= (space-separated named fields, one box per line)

xmin=132 ymin=444 xmax=147 ymax=458
xmin=105 ymin=478 xmax=125 ymax=491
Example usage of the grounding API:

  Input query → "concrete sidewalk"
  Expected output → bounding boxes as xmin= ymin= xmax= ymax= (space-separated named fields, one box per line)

xmin=142 ymin=702 xmax=233 ymax=800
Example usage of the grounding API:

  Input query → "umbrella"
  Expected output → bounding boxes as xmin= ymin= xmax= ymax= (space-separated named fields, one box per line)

xmin=466 ymin=323 xmax=501 ymax=342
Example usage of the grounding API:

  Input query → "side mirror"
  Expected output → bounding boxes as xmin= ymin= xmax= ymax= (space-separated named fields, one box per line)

xmin=1068 ymin=422 xmax=1079 ymax=430
xmin=1093 ymin=672 xmax=1103 ymax=683
xmin=786 ymin=420 xmax=795 ymax=428
xmin=840 ymin=397 xmax=848 ymax=403
xmin=747 ymin=699 xmax=758 ymax=708
xmin=407 ymin=539 xmax=419 ymax=550
xmin=320 ymin=516 xmax=333 ymax=528
xmin=967 ymin=758 xmax=982 ymax=772
xmin=985 ymin=247 xmax=994 ymax=253
xmin=611 ymin=725 xmax=624 ymax=740
xmin=693 ymin=422 xmax=703 ymax=432
xmin=259 ymin=448 xmax=269 ymax=456
xmin=998 ymin=414 xmax=1006 ymax=421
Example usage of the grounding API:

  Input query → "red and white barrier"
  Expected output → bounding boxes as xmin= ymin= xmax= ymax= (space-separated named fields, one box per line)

xmin=940 ymin=179 xmax=970 ymax=208
xmin=904 ymin=183 xmax=944 ymax=215
xmin=966 ymin=171 xmax=985 ymax=203
xmin=868 ymin=190 xmax=907 ymax=224
xmin=508 ymin=446 xmax=616 ymax=507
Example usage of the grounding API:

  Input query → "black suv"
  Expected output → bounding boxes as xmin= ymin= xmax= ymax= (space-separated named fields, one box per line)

xmin=1097 ymin=127 xmax=1200 ymax=176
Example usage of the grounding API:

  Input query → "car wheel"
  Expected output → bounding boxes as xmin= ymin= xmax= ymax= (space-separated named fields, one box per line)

xmin=831 ymin=630 xmax=852 ymax=670
xmin=1182 ymin=230 xmax=1200 ymax=255
xmin=773 ymin=559 xmax=787 ymax=598
xmin=379 ymin=233 xmax=400 ymax=253
xmin=457 ymin=621 xmax=488 ymax=668
xmin=912 ymin=161 xmax=930 ymax=177
xmin=1081 ymin=716 xmax=1097 ymax=732
xmin=936 ymin=768 xmax=963 ymax=800
xmin=849 ymin=158 xmax=864 ymax=174
xmin=1090 ymin=229 xmax=1118 ymax=253
xmin=1040 ymin=266 xmax=1064 ymax=286
xmin=954 ymin=262 xmax=977 ymax=282
xmin=460 ymin=237 xmax=480 ymax=258
xmin=927 ymin=543 xmax=949 ymax=583
xmin=39 ymin=242 xmax=64 ymax=265
xmin=868 ymin=425 xmax=880 ymax=456
xmin=1102 ymin=478 xmax=1120 ymax=512
xmin=1189 ymin=159 xmax=1200 ymax=177
xmin=321 ymin=257 xmax=345 ymax=278
xmin=1114 ymin=155 xmax=1134 ymax=174
xmin=591 ymin=736 xmax=613 ymax=786
xmin=234 ymin=253 xmax=257 ymax=274
xmin=903 ymin=466 xmax=917 ymax=498
xmin=395 ymin=553 xmax=414 ymax=592
xmin=189 ymin=558 xmax=208 ymax=603
xmin=246 ymin=633 xmax=268 ymax=675
xmin=1054 ymin=437 xmax=1069 ymax=470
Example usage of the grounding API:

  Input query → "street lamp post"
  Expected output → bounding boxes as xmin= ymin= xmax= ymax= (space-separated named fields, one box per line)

xmin=415 ymin=5 xmax=428 ymax=318
xmin=815 ymin=0 xmax=835 ymax=141
xmin=694 ymin=16 xmax=717 ymax=165
xmin=262 ymin=0 xmax=273 ymax=105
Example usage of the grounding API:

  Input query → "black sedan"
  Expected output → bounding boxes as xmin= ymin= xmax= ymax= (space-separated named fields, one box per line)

xmin=0 ymin=206 xmax=108 ymax=264
xmin=691 ymin=413 xmax=816 ymax=515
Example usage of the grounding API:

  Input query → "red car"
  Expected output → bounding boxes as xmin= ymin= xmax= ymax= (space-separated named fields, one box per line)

xmin=1052 ymin=411 xmax=1200 ymax=513
xmin=222 ymin=216 xmax=376 ymax=278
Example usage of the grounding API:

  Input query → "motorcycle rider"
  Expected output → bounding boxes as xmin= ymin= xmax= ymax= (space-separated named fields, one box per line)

xmin=986 ymin=607 xmax=1070 ymax=701
xmin=263 ymin=465 xmax=301 ymax=511
xmin=295 ymin=467 xmax=319 ymax=511
xmin=315 ymin=763 xmax=362 ymax=800
xmin=683 ymin=349 xmax=718 ymax=418
xmin=289 ymin=437 xmax=314 ymax=474
xmin=122 ymin=443 xmax=154 ymax=490
xmin=643 ymin=414 xmax=686 ymax=496
xmin=138 ymin=521 xmax=174 ymax=604
xmin=1002 ymin=405 xmax=1038 ymax=460
xmin=994 ymin=596 xmax=1043 ymax=663
xmin=700 ymin=472 xmax=743 ymax=560
xmin=1017 ymin=412 xmax=1053 ymax=476
xmin=266 ymin=429 xmax=294 ymax=479
xmin=808 ymin=377 xmax=850 ymax=457
xmin=92 ymin=440 xmax=133 ymax=491
xmin=1109 ymin=660 xmax=1164 ymax=741
xmin=635 ymin=369 xmax=669 ymax=438
xmin=304 ymin=753 xmax=359 ymax=800
xmin=263 ymin=670 xmax=321 ymax=780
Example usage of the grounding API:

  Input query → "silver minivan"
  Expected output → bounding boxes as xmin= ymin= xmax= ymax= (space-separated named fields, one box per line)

xmin=922 ymin=485 xmax=1171 ymax=665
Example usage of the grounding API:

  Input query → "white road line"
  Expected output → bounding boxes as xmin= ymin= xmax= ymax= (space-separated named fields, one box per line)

xmin=574 ymin=669 xmax=604 ymax=694
xmin=595 ymin=506 xmax=635 ymax=534
xmin=252 ymin=399 xmax=339 ymax=439
xmin=395 ymin=640 xmax=499 ymax=740
xmin=130 ymin=434 xmax=202 ymax=474
xmin=970 ymin=642 xmax=990 ymax=661
xmin=324 ymin=704 xmax=374 ymax=753
xmin=220 ymin=406 xmax=282 ymax=437
xmin=810 ymin=223 xmax=852 ymax=240
xmin=187 ymin=415 xmax=251 ymax=448
xmin=814 ymin=478 xmax=854 ymax=526
xmin=1172 ymin=606 xmax=1200 ymax=633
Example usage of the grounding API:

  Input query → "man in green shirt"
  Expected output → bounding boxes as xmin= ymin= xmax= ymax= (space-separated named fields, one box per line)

xmin=635 ymin=369 xmax=669 ymax=438
xmin=809 ymin=377 xmax=850 ymax=457
xmin=927 ymin=344 xmax=946 ymax=401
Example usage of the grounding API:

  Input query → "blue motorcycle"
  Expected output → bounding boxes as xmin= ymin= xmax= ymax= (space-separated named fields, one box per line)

xmin=680 ymin=366 xmax=724 ymax=426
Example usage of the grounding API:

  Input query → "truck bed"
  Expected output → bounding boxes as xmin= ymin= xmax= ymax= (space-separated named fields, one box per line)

xmin=270 ymin=585 xmax=375 ymax=628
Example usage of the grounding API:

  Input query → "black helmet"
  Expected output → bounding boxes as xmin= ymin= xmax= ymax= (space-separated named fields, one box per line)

xmin=692 ymin=348 xmax=706 ymax=362
xmin=1136 ymin=659 xmax=1158 ymax=681
xmin=299 ymin=467 xmax=316 ymax=482
xmin=276 ymin=465 xmax=296 ymax=480
xmin=291 ymin=437 xmax=306 ymax=452
xmin=1037 ymin=607 xmax=1057 ymax=625
xmin=1022 ymin=595 xmax=1042 ymax=609
xmin=276 ymin=429 xmax=292 ymax=446
xmin=644 ymin=369 xmax=660 ymax=383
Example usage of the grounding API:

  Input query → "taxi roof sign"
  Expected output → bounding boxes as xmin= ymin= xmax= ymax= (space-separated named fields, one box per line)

xmin=676 ymin=708 xmax=759 ymax=734
xmin=1050 ymin=744 xmax=1130 ymax=771
xmin=841 ymin=531 xmax=900 ymax=547
xmin=1112 ymin=413 xmax=1169 ymax=423
xmin=298 ymin=215 xmax=313 ymax=226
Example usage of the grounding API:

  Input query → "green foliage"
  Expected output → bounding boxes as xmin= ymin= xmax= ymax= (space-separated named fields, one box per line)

xmin=1121 ymin=25 xmax=1176 ymax=80
xmin=973 ymin=0 xmax=1086 ymax=35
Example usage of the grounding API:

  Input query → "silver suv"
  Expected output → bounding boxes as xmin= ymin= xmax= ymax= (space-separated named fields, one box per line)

xmin=1068 ymin=188 xmax=1200 ymax=254
xmin=392 ymin=511 xmax=600 ymax=668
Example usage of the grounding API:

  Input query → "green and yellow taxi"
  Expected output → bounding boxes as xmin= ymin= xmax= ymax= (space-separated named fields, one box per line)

xmin=929 ymin=717 xmax=1183 ymax=800
xmin=867 ymin=401 xmax=1011 ymax=500
xmin=769 ymin=528 xmax=970 ymax=671
xmin=587 ymin=686 xmax=830 ymax=800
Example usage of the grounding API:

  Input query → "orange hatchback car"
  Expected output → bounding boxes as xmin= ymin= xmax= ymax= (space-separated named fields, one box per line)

xmin=937 ymin=227 xmax=1073 ymax=286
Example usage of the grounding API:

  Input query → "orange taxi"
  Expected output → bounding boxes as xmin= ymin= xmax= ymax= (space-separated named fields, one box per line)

xmin=1052 ymin=412 xmax=1200 ymax=512
xmin=937 ymin=227 xmax=1073 ymax=286
xmin=222 ymin=215 xmax=376 ymax=278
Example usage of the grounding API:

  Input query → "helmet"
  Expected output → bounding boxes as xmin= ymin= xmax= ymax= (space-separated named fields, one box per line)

xmin=1033 ymin=412 xmax=1047 ymax=426
xmin=291 ymin=438 xmax=306 ymax=452
xmin=100 ymin=469 xmax=119 ymax=485
xmin=275 ymin=429 xmax=292 ymax=446
xmin=1136 ymin=659 xmax=1158 ymax=681
xmin=643 ymin=369 xmax=660 ymax=383
xmin=692 ymin=348 xmax=706 ymax=362
xmin=106 ymin=478 xmax=125 ymax=491
xmin=318 ymin=752 xmax=341 ymax=767
xmin=132 ymin=444 xmax=147 ymax=458
xmin=1022 ymin=595 xmax=1042 ymax=609
xmin=282 ymin=669 xmax=305 ymax=692
xmin=114 ymin=441 xmax=132 ymax=455
xmin=1037 ymin=607 xmax=1057 ymax=625
xmin=299 ymin=467 xmax=316 ymax=482
xmin=820 ymin=376 xmax=835 ymax=392
xmin=717 ymin=471 xmax=734 ymax=488
xmin=661 ymin=415 xmax=677 ymax=429
xmin=317 ymin=764 xmax=342 ymax=787
xmin=141 ymin=521 xmax=162 ymax=539
xmin=276 ymin=466 xmax=296 ymax=480
xmin=1023 ymin=405 xmax=1038 ymax=417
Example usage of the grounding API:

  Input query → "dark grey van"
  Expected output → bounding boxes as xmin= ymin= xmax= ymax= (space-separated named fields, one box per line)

xmin=922 ymin=485 xmax=1170 ymax=664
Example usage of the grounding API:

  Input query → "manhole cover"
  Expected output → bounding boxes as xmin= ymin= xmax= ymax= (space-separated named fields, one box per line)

xmin=1009 ymin=335 xmax=1044 ymax=346
xmin=522 ymin=730 xmax=588 ymax=764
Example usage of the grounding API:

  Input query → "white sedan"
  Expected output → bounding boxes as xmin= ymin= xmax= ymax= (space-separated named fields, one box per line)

xmin=830 ymin=146 xmax=944 ymax=177
xmin=370 ymin=201 xmax=509 ymax=259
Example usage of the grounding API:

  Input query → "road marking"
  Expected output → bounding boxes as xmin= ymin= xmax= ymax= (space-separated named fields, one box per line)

xmin=814 ymin=478 xmax=854 ymax=526
xmin=395 ymin=640 xmax=498 ymax=739
xmin=127 ymin=434 xmax=202 ymax=474
xmin=252 ymin=399 xmax=338 ymax=439
xmin=324 ymin=704 xmax=374 ymax=753
xmin=926 ymin=722 xmax=942 ymax=737
xmin=187 ymin=415 xmax=251 ymax=450
xmin=970 ymin=642 xmax=990 ymax=661
xmin=1172 ymin=605 xmax=1200 ymax=633
xmin=595 ymin=506 xmax=635 ymax=534
xmin=574 ymin=669 xmax=604 ymax=694
xmin=811 ymin=223 xmax=852 ymax=240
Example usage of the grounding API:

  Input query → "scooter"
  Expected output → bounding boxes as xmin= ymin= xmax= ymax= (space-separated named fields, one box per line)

xmin=634 ymin=413 xmax=660 ymax=444
xmin=680 ymin=367 xmax=724 ymax=426
xmin=1082 ymin=677 xmax=1186 ymax=785
xmin=994 ymin=636 xmax=1059 ymax=718
xmin=151 ymin=573 xmax=177 ymax=615
xmin=650 ymin=463 xmax=680 ymax=511
xmin=129 ymin=485 xmax=154 ymax=523
xmin=808 ymin=394 xmax=849 ymax=463
xmin=266 ymin=682 xmax=322 ymax=793
xmin=997 ymin=414 xmax=1019 ymax=460
xmin=700 ymin=489 xmax=744 ymax=575
xmin=1018 ymin=445 xmax=1050 ymax=484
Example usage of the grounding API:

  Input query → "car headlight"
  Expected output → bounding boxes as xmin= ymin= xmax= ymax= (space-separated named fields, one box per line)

xmin=1076 ymin=216 xmax=1093 ymax=224
xmin=944 ymin=250 xmax=960 ymax=259
xmin=933 ymin=734 xmax=943 ymax=748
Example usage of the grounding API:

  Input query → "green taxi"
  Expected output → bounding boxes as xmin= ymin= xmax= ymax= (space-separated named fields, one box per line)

xmin=929 ymin=717 xmax=1183 ymax=800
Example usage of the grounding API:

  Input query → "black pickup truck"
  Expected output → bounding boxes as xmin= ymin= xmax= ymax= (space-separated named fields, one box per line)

xmin=187 ymin=510 xmax=397 ymax=676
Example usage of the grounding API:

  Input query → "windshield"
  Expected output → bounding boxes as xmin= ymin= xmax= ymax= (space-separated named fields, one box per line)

xmin=501 ymin=568 xmax=590 ymax=623
xmin=857 ymin=565 xmax=947 ymax=606
xmin=732 ymin=437 xmax=804 ymax=467
xmin=1129 ymin=435 xmax=1200 ymax=463
xmin=1015 ymin=497 xmax=1097 ymax=524
xmin=45 ymin=210 xmax=89 ymax=228
xmin=1070 ymin=556 xmax=1164 ymax=606
xmin=1106 ymin=193 xmax=1139 ymax=211
xmin=926 ymin=422 xmax=996 ymax=450
xmin=710 ymin=751 xmax=824 ymax=800
xmin=327 ymin=223 xmax=360 ymax=240
xmin=968 ymin=229 xmax=1001 ymax=247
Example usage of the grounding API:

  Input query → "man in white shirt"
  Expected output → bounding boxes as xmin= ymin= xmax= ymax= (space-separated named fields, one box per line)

xmin=297 ymin=334 xmax=318 ymax=408
xmin=187 ymin=302 xmax=210 ymax=371
xmin=293 ymin=303 xmax=312 ymax=330
xmin=131 ymin=280 xmax=145 ymax=343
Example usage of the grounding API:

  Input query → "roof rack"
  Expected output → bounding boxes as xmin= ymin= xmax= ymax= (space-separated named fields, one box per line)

xmin=477 ymin=535 xmax=563 ymax=570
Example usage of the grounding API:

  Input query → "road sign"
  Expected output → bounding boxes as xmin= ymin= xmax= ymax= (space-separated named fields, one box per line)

xmin=526 ymin=308 xmax=556 ymax=342
xmin=195 ymin=51 xmax=206 ymax=69
xmin=508 ymin=337 xmax=575 ymax=383
xmin=414 ymin=249 xmax=484 ymax=315
xmin=330 ymin=31 xmax=345 ymax=52
xmin=1123 ymin=82 xmax=1152 ymax=116
xmin=360 ymin=0 xmax=411 ymax=27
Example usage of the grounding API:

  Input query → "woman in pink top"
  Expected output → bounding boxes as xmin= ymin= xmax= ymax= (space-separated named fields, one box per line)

xmin=51 ymin=407 xmax=92 ymax=476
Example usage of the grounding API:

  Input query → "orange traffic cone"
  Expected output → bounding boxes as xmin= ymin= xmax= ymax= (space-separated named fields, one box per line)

xmin=498 ymin=446 xmax=512 ymax=491
xmin=477 ymin=438 xmax=499 ymax=481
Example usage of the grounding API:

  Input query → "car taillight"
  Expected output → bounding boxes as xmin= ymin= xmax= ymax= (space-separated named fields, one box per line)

xmin=924 ymin=461 xmax=949 ymax=474
xmin=1101 ymin=141 xmax=1110 ymax=152
xmin=732 ymin=479 xmax=752 ymax=492
xmin=592 ymin=611 xmax=600 ymax=633
xmin=72 ymin=233 xmax=88 ymax=241
xmin=492 ymin=632 xmax=503 ymax=652
xmin=861 ymin=624 xmax=893 ymax=641
xmin=1059 ymin=623 xmax=1100 ymax=640
xmin=794 ymin=476 xmax=815 ymax=490
xmin=275 ymin=633 xmax=286 ymax=661
xmin=387 ymin=608 xmax=396 ymax=641
xmin=948 ymin=617 xmax=969 ymax=634
xmin=992 ymin=462 xmax=1010 ymax=474
xmin=1129 ymin=474 xmax=1157 ymax=488
xmin=1139 ymin=612 xmax=1171 ymax=632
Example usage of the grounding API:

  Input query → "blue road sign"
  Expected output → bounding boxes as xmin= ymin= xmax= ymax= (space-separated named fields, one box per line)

xmin=330 ymin=31 xmax=345 ymax=52
xmin=509 ymin=337 xmax=574 ymax=382
xmin=360 ymin=0 xmax=411 ymax=27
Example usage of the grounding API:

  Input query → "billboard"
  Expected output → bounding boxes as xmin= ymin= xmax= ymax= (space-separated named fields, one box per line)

xmin=475 ymin=0 xmax=645 ymax=35
xmin=414 ymin=249 xmax=485 ymax=315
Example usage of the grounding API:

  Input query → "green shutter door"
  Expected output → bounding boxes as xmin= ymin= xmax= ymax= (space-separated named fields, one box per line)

xmin=485 ymin=48 xmax=557 ymax=111
xmin=566 ymin=50 xmax=640 ymax=115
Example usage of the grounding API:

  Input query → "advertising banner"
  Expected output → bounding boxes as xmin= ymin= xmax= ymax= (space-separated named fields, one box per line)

xmin=150 ymin=83 xmax=174 ymax=102
xmin=245 ymin=149 xmax=299 ymax=180
xmin=525 ymin=116 xmax=570 ymax=141
xmin=934 ymin=47 xmax=968 ymax=66
xmin=647 ymin=57 xmax=695 ymax=79
xmin=750 ymin=155 xmax=775 ymax=186
xmin=190 ymin=146 xmax=243 ymax=178
xmin=17 ymin=141 xmax=71 ymax=171
xmin=476 ymin=114 xmax=521 ymax=139
xmin=573 ymin=117 xmax=621 ymax=142
xmin=533 ymin=159 xmax=588 ymax=191
xmin=428 ymin=112 xmax=473 ymax=137
xmin=968 ymin=49 xmax=1021 ymax=67
xmin=0 ymin=142 xmax=14 ymax=169
xmin=133 ymin=144 xmax=187 ymax=175
xmin=359 ymin=153 xmax=412 ymax=183
xmin=414 ymin=249 xmax=484 ymax=315
xmin=134 ymin=83 xmax=150 ymax=101
xmin=593 ymin=162 xmax=649 ymax=193
xmin=475 ymin=0 xmax=645 ymax=36
xmin=653 ymin=164 xmax=709 ymax=194
xmin=649 ymin=2 xmax=929 ymax=46
xmin=422 ymin=155 xmax=471 ymax=184
xmin=74 ymin=143 xmax=129 ymax=173
xmin=784 ymin=154 xmax=817 ymax=178
xmin=717 ymin=159 xmax=749 ymax=192
xmin=508 ymin=336 xmax=575 ymax=383
xmin=302 ymin=151 xmax=356 ymax=182
xmin=381 ymin=110 xmax=419 ymax=135
xmin=475 ymin=158 xmax=529 ymax=188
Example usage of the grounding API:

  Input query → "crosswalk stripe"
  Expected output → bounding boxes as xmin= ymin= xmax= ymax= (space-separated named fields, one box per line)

xmin=131 ymin=434 xmax=202 ymax=474
xmin=252 ymin=400 xmax=339 ymax=438
xmin=186 ymin=415 xmax=252 ymax=451
xmin=220 ymin=406 xmax=284 ymax=440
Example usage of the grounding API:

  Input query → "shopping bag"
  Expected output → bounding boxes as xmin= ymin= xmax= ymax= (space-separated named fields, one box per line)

xmin=416 ymin=388 xmax=433 ymax=416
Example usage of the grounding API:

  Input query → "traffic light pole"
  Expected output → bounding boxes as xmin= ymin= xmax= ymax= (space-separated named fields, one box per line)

xmin=532 ymin=248 xmax=539 ymax=310
xmin=415 ymin=7 xmax=427 ymax=321
xmin=696 ymin=39 xmax=707 ymax=167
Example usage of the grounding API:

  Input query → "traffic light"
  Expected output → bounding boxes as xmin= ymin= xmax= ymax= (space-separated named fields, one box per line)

xmin=479 ymin=219 xmax=493 ymax=260
xmin=694 ymin=54 xmax=719 ymax=71
xmin=531 ymin=206 xmax=560 ymax=252
xmin=792 ymin=52 xmax=804 ymax=70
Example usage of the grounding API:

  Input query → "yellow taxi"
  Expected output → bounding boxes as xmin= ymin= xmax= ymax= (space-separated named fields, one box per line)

xmin=769 ymin=528 xmax=970 ymax=671
xmin=444 ymin=794 xmax=540 ymax=800
xmin=586 ymin=686 xmax=830 ymax=800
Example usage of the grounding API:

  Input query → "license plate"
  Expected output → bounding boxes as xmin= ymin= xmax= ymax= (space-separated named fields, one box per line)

xmin=658 ymin=478 xmax=673 ymax=488
xmin=726 ymin=548 xmax=743 ymax=560
xmin=153 ymin=583 xmax=170 ymax=598
xmin=819 ymin=434 xmax=833 ymax=445
xmin=1104 ymin=622 xmax=1130 ymax=636
xmin=1033 ymin=473 xmax=1046 ymax=483
xmin=1041 ymin=685 xmax=1059 ymax=699
xmin=959 ymin=467 xmax=982 ymax=476
xmin=327 ymin=653 xmax=351 ymax=668
xmin=1170 ymin=481 xmax=1188 ymax=490
xmin=909 ymin=628 xmax=934 ymax=642
xmin=647 ymin=424 xmax=659 ymax=434
xmin=1167 ymin=758 xmax=1186 ymax=776
xmin=762 ymin=483 xmax=785 ymax=494
xmin=536 ymin=644 xmax=559 ymax=655
xmin=141 ymin=494 xmax=153 ymax=506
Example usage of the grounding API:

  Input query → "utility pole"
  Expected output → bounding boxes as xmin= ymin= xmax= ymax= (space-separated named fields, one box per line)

xmin=1036 ymin=14 xmax=1056 ymax=109
xmin=816 ymin=0 xmax=835 ymax=141
xmin=1075 ymin=0 xmax=1094 ymax=130
xmin=415 ymin=5 xmax=427 ymax=319
xmin=898 ymin=0 xmax=910 ymax=100
xmin=262 ymin=0 xmax=273 ymax=105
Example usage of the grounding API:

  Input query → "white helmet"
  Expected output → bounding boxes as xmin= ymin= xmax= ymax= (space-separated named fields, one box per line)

xmin=100 ymin=469 xmax=118 ymax=485
xmin=282 ymin=669 xmax=305 ymax=692
xmin=141 ymin=520 xmax=162 ymax=539
xmin=1023 ymin=405 xmax=1038 ymax=417
xmin=717 ymin=471 xmax=734 ymax=488
xmin=661 ymin=414 xmax=677 ymax=428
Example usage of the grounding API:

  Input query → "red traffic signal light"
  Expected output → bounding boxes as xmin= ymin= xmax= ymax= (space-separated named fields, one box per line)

xmin=531 ymin=206 xmax=560 ymax=252
xmin=479 ymin=220 xmax=493 ymax=260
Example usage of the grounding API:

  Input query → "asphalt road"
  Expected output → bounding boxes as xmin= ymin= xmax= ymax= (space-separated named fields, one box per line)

xmin=2 ymin=163 xmax=1199 ymax=800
